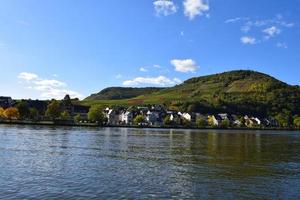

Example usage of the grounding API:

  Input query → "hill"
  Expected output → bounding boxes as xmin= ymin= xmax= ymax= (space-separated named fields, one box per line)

xmin=85 ymin=87 xmax=165 ymax=100
xmin=82 ymin=70 xmax=300 ymax=117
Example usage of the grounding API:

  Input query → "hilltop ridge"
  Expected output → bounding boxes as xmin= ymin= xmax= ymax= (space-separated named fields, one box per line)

xmin=83 ymin=70 xmax=300 ymax=117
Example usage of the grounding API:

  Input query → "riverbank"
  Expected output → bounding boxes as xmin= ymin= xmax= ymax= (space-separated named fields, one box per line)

xmin=1 ymin=120 xmax=300 ymax=131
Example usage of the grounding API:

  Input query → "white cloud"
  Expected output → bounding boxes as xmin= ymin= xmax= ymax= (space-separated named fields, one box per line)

xmin=226 ymin=15 xmax=294 ymax=46
xmin=139 ymin=67 xmax=148 ymax=72
xmin=241 ymin=36 xmax=256 ymax=45
xmin=18 ymin=72 xmax=83 ymax=99
xmin=171 ymin=59 xmax=198 ymax=73
xmin=34 ymin=79 xmax=67 ymax=87
xmin=241 ymin=21 xmax=252 ymax=33
xmin=153 ymin=0 xmax=177 ymax=16
xmin=276 ymin=42 xmax=288 ymax=49
xmin=183 ymin=0 xmax=209 ymax=20
xmin=225 ymin=17 xmax=245 ymax=24
xmin=153 ymin=64 xmax=161 ymax=68
xmin=123 ymin=76 xmax=177 ymax=86
xmin=18 ymin=72 xmax=39 ymax=81
xmin=263 ymin=26 xmax=281 ymax=37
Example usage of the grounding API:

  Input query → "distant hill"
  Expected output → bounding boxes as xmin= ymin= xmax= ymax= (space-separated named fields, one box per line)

xmin=85 ymin=87 xmax=165 ymax=100
xmin=83 ymin=70 xmax=300 ymax=117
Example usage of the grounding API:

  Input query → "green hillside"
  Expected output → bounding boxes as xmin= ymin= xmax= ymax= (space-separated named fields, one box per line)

xmin=82 ymin=70 xmax=300 ymax=117
xmin=85 ymin=87 xmax=165 ymax=100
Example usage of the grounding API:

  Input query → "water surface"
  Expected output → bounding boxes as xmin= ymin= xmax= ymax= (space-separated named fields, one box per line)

xmin=0 ymin=125 xmax=300 ymax=199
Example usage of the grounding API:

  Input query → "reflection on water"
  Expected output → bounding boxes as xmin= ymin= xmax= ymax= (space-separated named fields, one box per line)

xmin=0 ymin=125 xmax=300 ymax=199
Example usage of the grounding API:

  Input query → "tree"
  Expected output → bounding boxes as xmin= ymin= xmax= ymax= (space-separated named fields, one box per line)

xmin=134 ymin=115 xmax=145 ymax=125
xmin=207 ymin=116 xmax=215 ymax=127
xmin=220 ymin=119 xmax=230 ymax=128
xmin=163 ymin=116 xmax=172 ymax=126
xmin=293 ymin=116 xmax=300 ymax=128
xmin=88 ymin=105 xmax=106 ymax=125
xmin=187 ymin=104 xmax=197 ymax=113
xmin=16 ymin=102 xmax=30 ymax=119
xmin=62 ymin=94 xmax=72 ymax=111
xmin=0 ymin=107 xmax=5 ymax=119
xmin=182 ymin=118 xmax=191 ymax=127
xmin=275 ymin=113 xmax=290 ymax=127
xmin=63 ymin=94 xmax=72 ymax=105
xmin=60 ymin=111 xmax=70 ymax=120
xmin=239 ymin=116 xmax=246 ymax=127
xmin=45 ymin=100 xmax=61 ymax=120
xmin=174 ymin=117 xmax=181 ymax=126
xmin=74 ymin=114 xmax=81 ymax=123
xmin=196 ymin=118 xmax=207 ymax=128
xmin=29 ymin=108 xmax=39 ymax=121
xmin=3 ymin=107 xmax=20 ymax=120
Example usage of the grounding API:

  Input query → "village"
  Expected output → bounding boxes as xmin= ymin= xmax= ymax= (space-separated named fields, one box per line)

xmin=0 ymin=95 xmax=282 ymax=129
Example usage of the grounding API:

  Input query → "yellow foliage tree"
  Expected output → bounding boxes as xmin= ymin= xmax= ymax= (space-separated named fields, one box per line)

xmin=4 ymin=107 xmax=20 ymax=120
xmin=0 ymin=107 xmax=5 ymax=119
xmin=207 ymin=115 xmax=215 ymax=126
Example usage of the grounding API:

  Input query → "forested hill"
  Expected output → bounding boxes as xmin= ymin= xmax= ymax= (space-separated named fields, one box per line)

xmin=83 ymin=70 xmax=300 ymax=117
xmin=85 ymin=87 xmax=165 ymax=100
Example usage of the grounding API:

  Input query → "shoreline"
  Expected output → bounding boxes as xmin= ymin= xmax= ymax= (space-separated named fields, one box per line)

xmin=0 ymin=120 xmax=300 ymax=131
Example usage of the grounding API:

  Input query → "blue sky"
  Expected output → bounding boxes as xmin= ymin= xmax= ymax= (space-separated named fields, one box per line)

xmin=0 ymin=0 xmax=299 ymax=100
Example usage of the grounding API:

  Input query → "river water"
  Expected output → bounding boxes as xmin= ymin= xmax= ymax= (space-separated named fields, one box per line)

xmin=0 ymin=125 xmax=300 ymax=199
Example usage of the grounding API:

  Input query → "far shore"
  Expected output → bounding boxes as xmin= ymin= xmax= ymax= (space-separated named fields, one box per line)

xmin=1 ymin=120 xmax=300 ymax=131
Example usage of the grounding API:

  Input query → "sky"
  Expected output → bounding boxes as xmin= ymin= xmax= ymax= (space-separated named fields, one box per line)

xmin=0 ymin=0 xmax=299 ymax=100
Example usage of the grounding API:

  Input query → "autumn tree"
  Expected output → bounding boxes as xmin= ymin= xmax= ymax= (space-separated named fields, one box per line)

xmin=207 ymin=116 xmax=215 ymax=127
xmin=4 ymin=107 xmax=20 ymax=120
xmin=0 ymin=107 xmax=5 ymax=119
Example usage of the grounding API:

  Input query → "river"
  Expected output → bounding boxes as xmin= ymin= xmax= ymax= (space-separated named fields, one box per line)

xmin=0 ymin=125 xmax=299 ymax=199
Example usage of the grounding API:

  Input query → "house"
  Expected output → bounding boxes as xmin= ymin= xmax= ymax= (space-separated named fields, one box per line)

xmin=146 ymin=110 xmax=163 ymax=126
xmin=182 ymin=113 xmax=192 ymax=121
xmin=0 ymin=97 xmax=14 ymax=108
xmin=104 ymin=108 xmax=121 ymax=125
xmin=120 ymin=111 xmax=133 ymax=125
xmin=209 ymin=115 xmax=222 ymax=126
xmin=231 ymin=115 xmax=242 ymax=126
xmin=73 ymin=104 xmax=90 ymax=115
xmin=146 ymin=111 xmax=157 ymax=125
xmin=262 ymin=118 xmax=279 ymax=127
xmin=251 ymin=117 xmax=261 ymax=125
xmin=244 ymin=116 xmax=261 ymax=127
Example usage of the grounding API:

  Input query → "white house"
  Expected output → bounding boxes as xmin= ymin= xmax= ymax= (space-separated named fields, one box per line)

xmin=105 ymin=108 xmax=120 ymax=125
xmin=182 ymin=113 xmax=192 ymax=121
xmin=252 ymin=117 xmax=261 ymax=125
xmin=121 ymin=111 xmax=133 ymax=125
xmin=209 ymin=115 xmax=222 ymax=126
